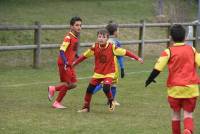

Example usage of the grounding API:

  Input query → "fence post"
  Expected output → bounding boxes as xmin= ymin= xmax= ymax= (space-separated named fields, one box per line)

xmin=33 ymin=21 xmax=41 ymax=68
xmin=193 ymin=22 xmax=198 ymax=49
xmin=138 ymin=20 xmax=145 ymax=58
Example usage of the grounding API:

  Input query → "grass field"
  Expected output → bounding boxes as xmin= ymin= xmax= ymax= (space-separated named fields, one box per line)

xmin=0 ymin=1 xmax=200 ymax=133
xmin=0 ymin=57 xmax=199 ymax=134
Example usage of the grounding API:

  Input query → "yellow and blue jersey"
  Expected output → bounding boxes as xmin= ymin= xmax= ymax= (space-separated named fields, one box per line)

xmin=108 ymin=36 xmax=124 ymax=83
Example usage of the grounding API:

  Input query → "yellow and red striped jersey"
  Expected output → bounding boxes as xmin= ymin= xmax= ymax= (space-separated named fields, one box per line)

xmin=83 ymin=42 xmax=126 ymax=79
xmin=57 ymin=32 xmax=79 ymax=65
xmin=154 ymin=43 xmax=200 ymax=98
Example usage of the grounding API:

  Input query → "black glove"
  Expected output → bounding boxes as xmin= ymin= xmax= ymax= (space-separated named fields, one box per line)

xmin=145 ymin=79 xmax=156 ymax=87
xmin=120 ymin=68 xmax=125 ymax=78
xmin=145 ymin=69 xmax=160 ymax=87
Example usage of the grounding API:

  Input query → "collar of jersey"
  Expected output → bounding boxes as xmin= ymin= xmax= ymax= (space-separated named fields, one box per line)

xmin=69 ymin=31 xmax=78 ymax=38
xmin=174 ymin=42 xmax=184 ymax=46
xmin=98 ymin=42 xmax=109 ymax=49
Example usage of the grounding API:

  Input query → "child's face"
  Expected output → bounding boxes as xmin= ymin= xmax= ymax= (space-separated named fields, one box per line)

xmin=97 ymin=33 xmax=109 ymax=45
xmin=70 ymin=21 xmax=82 ymax=35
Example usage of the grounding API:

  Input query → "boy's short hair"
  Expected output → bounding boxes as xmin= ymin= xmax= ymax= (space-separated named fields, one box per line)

xmin=70 ymin=16 xmax=82 ymax=26
xmin=97 ymin=29 xmax=109 ymax=38
xmin=106 ymin=21 xmax=118 ymax=35
xmin=170 ymin=24 xmax=186 ymax=42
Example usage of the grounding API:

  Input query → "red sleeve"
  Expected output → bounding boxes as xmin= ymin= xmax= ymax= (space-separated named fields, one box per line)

xmin=125 ymin=50 xmax=139 ymax=60
xmin=73 ymin=55 xmax=87 ymax=66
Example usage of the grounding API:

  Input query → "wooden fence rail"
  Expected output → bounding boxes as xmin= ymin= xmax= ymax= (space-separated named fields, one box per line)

xmin=0 ymin=21 xmax=199 ymax=68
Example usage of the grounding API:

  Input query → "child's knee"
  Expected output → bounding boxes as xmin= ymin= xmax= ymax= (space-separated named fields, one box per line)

xmin=103 ymin=84 xmax=111 ymax=94
xmin=86 ymin=84 xmax=96 ymax=94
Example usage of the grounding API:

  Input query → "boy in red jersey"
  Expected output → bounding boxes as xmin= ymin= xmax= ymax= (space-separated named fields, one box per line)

xmin=48 ymin=16 xmax=82 ymax=109
xmin=73 ymin=29 xmax=143 ymax=112
xmin=92 ymin=21 xmax=125 ymax=106
xmin=145 ymin=24 xmax=200 ymax=134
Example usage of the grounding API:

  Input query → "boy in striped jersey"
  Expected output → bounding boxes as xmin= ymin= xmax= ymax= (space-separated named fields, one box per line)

xmin=92 ymin=21 xmax=125 ymax=106
xmin=48 ymin=16 xmax=82 ymax=109
xmin=73 ymin=29 xmax=143 ymax=112
xmin=145 ymin=24 xmax=200 ymax=134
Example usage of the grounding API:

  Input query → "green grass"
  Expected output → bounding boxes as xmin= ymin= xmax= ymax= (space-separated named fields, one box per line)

xmin=0 ymin=2 xmax=199 ymax=133
xmin=0 ymin=58 xmax=199 ymax=134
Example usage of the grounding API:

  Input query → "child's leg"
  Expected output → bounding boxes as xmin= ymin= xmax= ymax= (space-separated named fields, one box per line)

xmin=55 ymin=82 xmax=77 ymax=103
xmin=55 ymin=85 xmax=69 ymax=103
xmin=111 ymin=86 xmax=116 ymax=99
xmin=93 ymin=84 xmax=103 ymax=94
xmin=171 ymin=110 xmax=181 ymax=134
xmin=183 ymin=97 xmax=197 ymax=134
xmin=168 ymin=97 xmax=181 ymax=134
xmin=103 ymin=84 xmax=113 ymax=102
xmin=55 ymin=82 xmax=68 ymax=91
xmin=51 ymin=83 xmax=70 ymax=109
xmin=48 ymin=82 xmax=68 ymax=101
xmin=102 ymin=77 xmax=113 ymax=100
xmin=103 ymin=84 xmax=115 ymax=112
xmin=82 ymin=84 xmax=97 ymax=110
xmin=183 ymin=111 xmax=193 ymax=134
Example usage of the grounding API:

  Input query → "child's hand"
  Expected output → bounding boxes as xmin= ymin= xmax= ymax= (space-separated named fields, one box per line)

xmin=138 ymin=58 xmax=144 ymax=64
xmin=64 ymin=63 xmax=72 ymax=70
xmin=145 ymin=79 xmax=156 ymax=87
xmin=64 ymin=64 xmax=68 ymax=70
xmin=120 ymin=68 xmax=125 ymax=78
xmin=72 ymin=62 xmax=76 ymax=67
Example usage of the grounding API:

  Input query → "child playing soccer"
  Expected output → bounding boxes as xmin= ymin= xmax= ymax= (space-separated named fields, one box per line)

xmin=92 ymin=21 xmax=125 ymax=106
xmin=145 ymin=24 xmax=200 ymax=134
xmin=73 ymin=29 xmax=143 ymax=112
xmin=47 ymin=16 xmax=82 ymax=109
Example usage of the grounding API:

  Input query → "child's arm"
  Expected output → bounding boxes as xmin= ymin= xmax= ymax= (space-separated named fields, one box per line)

xmin=73 ymin=55 xmax=87 ymax=66
xmin=60 ymin=36 xmax=70 ymax=69
xmin=117 ymin=56 xmax=125 ymax=78
xmin=195 ymin=51 xmax=200 ymax=68
xmin=73 ymin=45 xmax=95 ymax=67
xmin=191 ymin=47 xmax=200 ymax=68
xmin=125 ymin=50 xmax=143 ymax=63
xmin=60 ymin=50 xmax=68 ymax=65
xmin=145 ymin=49 xmax=170 ymax=87
xmin=145 ymin=69 xmax=160 ymax=87
xmin=116 ymin=41 xmax=125 ymax=78
xmin=112 ymin=45 xmax=143 ymax=63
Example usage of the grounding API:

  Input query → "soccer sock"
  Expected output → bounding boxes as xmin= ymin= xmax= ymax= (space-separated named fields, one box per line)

xmin=83 ymin=93 xmax=92 ymax=109
xmin=103 ymin=84 xmax=113 ymax=101
xmin=55 ymin=84 xmax=66 ymax=91
xmin=56 ymin=86 xmax=68 ymax=103
xmin=172 ymin=120 xmax=181 ymax=134
xmin=93 ymin=84 xmax=102 ymax=94
xmin=111 ymin=86 xmax=116 ymax=99
xmin=184 ymin=117 xmax=194 ymax=133
xmin=106 ymin=91 xmax=113 ymax=101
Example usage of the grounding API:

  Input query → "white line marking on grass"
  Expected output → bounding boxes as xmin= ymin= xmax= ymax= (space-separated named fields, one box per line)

xmin=0 ymin=70 xmax=151 ymax=88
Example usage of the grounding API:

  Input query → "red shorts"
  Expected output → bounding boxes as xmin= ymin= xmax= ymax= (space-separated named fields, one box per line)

xmin=168 ymin=96 xmax=197 ymax=112
xmin=90 ymin=77 xmax=113 ymax=86
xmin=58 ymin=64 xmax=77 ymax=84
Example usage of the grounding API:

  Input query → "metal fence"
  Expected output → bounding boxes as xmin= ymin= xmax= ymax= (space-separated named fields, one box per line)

xmin=0 ymin=21 xmax=199 ymax=68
